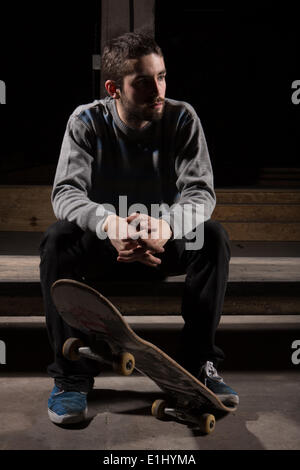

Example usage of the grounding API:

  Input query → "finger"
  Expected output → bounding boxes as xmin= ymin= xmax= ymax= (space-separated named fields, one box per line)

xmin=118 ymin=246 xmax=147 ymax=258
xmin=132 ymin=229 xmax=150 ymax=240
xmin=152 ymin=245 xmax=165 ymax=253
xmin=126 ymin=241 xmax=165 ymax=254
xmin=117 ymin=254 xmax=150 ymax=263
xmin=139 ymin=256 xmax=161 ymax=267
xmin=123 ymin=241 xmax=161 ymax=252
xmin=131 ymin=245 xmax=149 ymax=254
xmin=139 ymin=260 xmax=156 ymax=267
xmin=135 ymin=238 xmax=166 ymax=253
xmin=117 ymin=249 xmax=162 ymax=264
xmin=121 ymin=240 xmax=139 ymax=250
xmin=117 ymin=248 xmax=148 ymax=261
xmin=117 ymin=257 xmax=135 ymax=263
xmin=126 ymin=214 xmax=141 ymax=231
xmin=132 ymin=242 xmax=147 ymax=251
xmin=117 ymin=249 xmax=136 ymax=258
xmin=139 ymin=222 xmax=157 ymax=233
xmin=142 ymin=252 xmax=162 ymax=265
xmin=122 ymin=227 xmax=142 ymax=240
xmin=121 ymin=236 xmax=144 ymax=243
xmin=126 ymin=212 xmax=140 ymax=222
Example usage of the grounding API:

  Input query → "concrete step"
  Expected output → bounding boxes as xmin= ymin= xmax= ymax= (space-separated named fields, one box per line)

xmin=1 ymin=315 xmax=299 ymax=372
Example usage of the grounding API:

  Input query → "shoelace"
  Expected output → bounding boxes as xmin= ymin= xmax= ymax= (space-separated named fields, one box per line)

xmin=202 ymin=361 xmax=224 ymax=384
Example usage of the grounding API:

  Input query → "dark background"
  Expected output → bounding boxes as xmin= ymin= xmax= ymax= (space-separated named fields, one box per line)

xmin=0 ymin=0 xmax=299 ymax=187
xmin=0 ymin=1 xmax=100 ymax=184
xmin=156 ymin=0 xmax=300 ymax=186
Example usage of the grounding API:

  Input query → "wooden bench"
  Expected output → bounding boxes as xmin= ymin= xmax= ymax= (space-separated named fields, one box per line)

xmin=1 ymin=185 xmax=300 ymax=240
xmin=0 ymin=186 xmax=299 ymax=317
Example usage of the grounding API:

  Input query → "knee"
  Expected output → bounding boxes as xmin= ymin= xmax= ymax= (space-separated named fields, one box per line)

xmin=203 ymin=220 xmax=231 ymax=257
xmin=204 ymin=220 xmax=229 ymax=242
xmin=39 ymin=220 xmax=82 ymax=254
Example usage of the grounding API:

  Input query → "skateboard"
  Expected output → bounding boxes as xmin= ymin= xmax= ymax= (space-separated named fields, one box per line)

xmin=51 ymin=279 xmax=237 ymax=434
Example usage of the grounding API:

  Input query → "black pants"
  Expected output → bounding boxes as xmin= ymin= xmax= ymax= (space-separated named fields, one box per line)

xmin=39 ymin=219 xmax=230 ymax=392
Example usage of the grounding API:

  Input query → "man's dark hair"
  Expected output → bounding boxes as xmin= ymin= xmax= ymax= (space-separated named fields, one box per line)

xmin=101 ymin=31 xmax=163 ymax=90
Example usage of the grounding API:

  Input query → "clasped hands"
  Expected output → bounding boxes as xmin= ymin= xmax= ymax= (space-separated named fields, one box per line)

xmin=103 ymin=212 xmax=172 ymax=267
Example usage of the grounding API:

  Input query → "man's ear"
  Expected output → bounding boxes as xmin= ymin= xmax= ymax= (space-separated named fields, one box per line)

xmin=105 ymin=80 xmax=120 ymax=99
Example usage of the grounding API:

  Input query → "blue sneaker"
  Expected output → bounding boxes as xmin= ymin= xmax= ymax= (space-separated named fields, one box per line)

xmin=198 ymin=361 xmax=239 ymax=407
xmin=48 ymin=385 xmax=88 ymax=424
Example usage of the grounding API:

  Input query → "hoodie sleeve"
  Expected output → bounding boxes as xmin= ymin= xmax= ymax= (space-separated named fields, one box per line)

xmin=160 ymin=104 xmax=216 ymax=240
xmin=51 ymin=114 xmax=115 ymax=238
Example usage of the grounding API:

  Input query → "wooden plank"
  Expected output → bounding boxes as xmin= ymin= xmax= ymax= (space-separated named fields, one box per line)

xmin=1 ymin=294 xmax=299 ymax=316
xmin=222 ymin=297 xmax=300 ymax=315
xmin=258 ymin=168 xmax=300 ymax=187
xmin=133 ymin=0 xmax=155 ymax=33
xmin=213 ymin=204 xmax=300 ymax=222
xmin=0 ymin=256 xmax=40 ymax=282
xmin=2 ymin=315 xmax=300 ymax=326
xmin=0 ymin=297 xmax=44 ymax=316
xmin=113 ymin=296 xmax=300 ymax=316
xmin=222 ymin=222 xmax=300 ymax=241
xmin=0 ymin=255 xmax=299 ymax=283
xmin=1 ymin=186 xmax=300 ymax=203
xmin=216 ymin=189 xmax=300 ymax=204
xmin=229 ymin=257 xmax=300 ymax=281
xmin=1 ymin=186 xmax=300 ymax=240
xmin=0 ymin=186 xmax=54 ymax=232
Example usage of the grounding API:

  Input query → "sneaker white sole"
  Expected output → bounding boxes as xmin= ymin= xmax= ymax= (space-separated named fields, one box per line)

xmin=48 ymin=406 xmax=88 ymax=424
xmin=217 ymin=394 xmax=239 ymax=407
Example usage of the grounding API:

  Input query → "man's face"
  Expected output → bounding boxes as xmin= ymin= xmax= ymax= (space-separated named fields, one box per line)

xmin=117 ymin=53 xmax=167 ymax=128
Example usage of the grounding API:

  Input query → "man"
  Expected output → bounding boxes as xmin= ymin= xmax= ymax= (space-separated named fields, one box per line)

xmin=40 ymin=31 xmax=238 ymax=425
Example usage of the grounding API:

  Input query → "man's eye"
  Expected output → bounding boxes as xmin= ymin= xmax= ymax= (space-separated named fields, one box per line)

xmin=135 ymin=78 xmax=148 ymax=86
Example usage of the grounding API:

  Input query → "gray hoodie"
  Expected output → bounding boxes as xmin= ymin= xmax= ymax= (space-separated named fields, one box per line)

xmin=52 ymin=97 xmax=216 ymax=239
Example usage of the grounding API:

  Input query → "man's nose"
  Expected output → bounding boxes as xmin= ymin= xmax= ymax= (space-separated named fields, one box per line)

xmin=150 ymin=78 xmax=162 ymax=96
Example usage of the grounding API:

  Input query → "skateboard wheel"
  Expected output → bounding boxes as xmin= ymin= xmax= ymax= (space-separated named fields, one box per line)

xmin=198 ymin=413 xmax=216 ymax=434
xmin=62 ymin=337 xmax=84 ymax=361
xmin=151 ymin=399 xmax=167 ymax=419
xmin=113 ymin=352 xmax=135 ymax=376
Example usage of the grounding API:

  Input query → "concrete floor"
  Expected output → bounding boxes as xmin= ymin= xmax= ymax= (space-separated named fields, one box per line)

xmin=0 ymin=370 xmax=299 ymax=451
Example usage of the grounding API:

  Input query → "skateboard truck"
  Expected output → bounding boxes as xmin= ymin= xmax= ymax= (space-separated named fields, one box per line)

xmin=151 ymin=399 xmax=216 ymax=434
xmin=62 ymin=337 xmax=136 ymax=376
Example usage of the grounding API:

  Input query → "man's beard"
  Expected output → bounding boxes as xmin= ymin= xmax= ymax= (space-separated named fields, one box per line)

xmin=120 ymin=95 xmax=165 ymax=126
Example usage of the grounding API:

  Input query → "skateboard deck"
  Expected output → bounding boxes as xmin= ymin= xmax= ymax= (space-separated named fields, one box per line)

xmin=51 ymin=279 xmax=236 ymax=433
